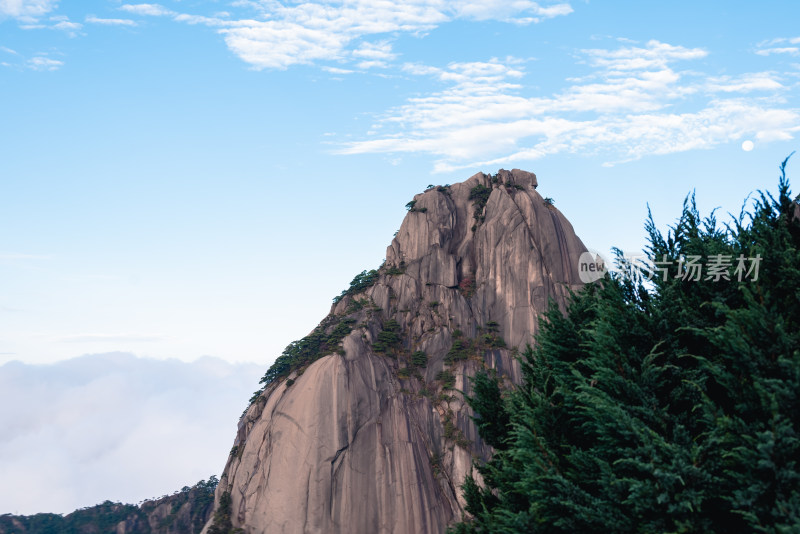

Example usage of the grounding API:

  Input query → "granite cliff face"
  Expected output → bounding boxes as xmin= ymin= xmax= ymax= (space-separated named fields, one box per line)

xmin=206 ymin=169 xmax=588 ymax=534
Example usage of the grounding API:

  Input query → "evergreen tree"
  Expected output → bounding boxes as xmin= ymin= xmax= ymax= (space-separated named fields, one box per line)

xmin=453 ymin=158 xmax=800 ymax=533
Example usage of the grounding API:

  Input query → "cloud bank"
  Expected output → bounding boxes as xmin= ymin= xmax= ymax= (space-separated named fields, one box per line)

xmin=340 ymin=40 xmax=800 ymax=171
xmin=4 ymin=2 xmax=798 ymax=173
xmin=0 ymin=353 xmax=263 ymax=515
xmin=117 ymin=1 xmax=573 ymax=70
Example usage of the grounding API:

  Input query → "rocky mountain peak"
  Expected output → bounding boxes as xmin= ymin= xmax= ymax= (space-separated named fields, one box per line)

xmin=204 ymin=169 xmax=588 ymax=534
xmin=384 ymin=168 xmax=584 ymax=352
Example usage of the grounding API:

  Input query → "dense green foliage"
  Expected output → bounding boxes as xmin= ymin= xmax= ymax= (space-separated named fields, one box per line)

xmin=446 ymin=326 xmax=506 ymax=364
xmin=257 ymin=266 xmax=381 ymax=392
xmin=332 ymin=269 xmax=379 ymax=304
xmin=412 ymin=351 xmax=429 ymax=367
xmin=469 ymin=184 xmax=493 ymax=222
xmin=436 ymin=370 xmax=456 ymax=390
xmin=446 ymin=338 xmax=471 ymax=363
xmin=0 ymin=502 xmax=145 ymax=534
xmin=453 ymin=161 xmax=800 ymax=533
xmin=373 ymin=319 xmax=402 ymax=353
xmin=146 ymin=477 xmax=217 ymax=533
xmin=385 ymin=261 xmax=406 ymax=276
xmin=206 ymin=492 xmax=243 ymax=534
xmin=258 ymin=315 xmax=355 ymax=386
xmin=0 ymin=477 xmax=218 ymax=534
xmin=467 ymin=371 xmax=510 ymax=451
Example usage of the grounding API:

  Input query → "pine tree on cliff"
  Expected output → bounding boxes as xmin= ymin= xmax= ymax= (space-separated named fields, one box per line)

xmin=453 ymin=157 xmax=800 ymax=533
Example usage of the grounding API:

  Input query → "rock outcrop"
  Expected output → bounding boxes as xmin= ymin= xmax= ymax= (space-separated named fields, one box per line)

xmin=207 ymin=169 xmax=588 ymax=534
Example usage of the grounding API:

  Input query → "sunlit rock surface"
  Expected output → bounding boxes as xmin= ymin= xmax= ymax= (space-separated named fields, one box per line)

xmin=207 ymin=169 xmax=588 ymax=534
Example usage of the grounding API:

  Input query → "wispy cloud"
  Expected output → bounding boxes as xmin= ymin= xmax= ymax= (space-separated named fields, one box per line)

xmin=120 ymin=3 xmax=175 ymax=17
xmin=25 ymin=55 xmax=62 ymax=70
xmin=85 ymin=15 xmax=137 ymax=27
xmin=50 ymin=15 xmax=83 ymax=37
xmin=115 ymin=0 xmax=573 ymax=70
xmin=757 ymin=47 xmax=800 ymax=57
xmin=322 ymin=65 xmax=354 ymax=74
xmin=350 ymin=40 xmax=396 ymax=69
xmin=704 ymin=72 xmax=784 ymax=93
xmin=756 ymin=37 xmax=800 ymax=56
xmin=453 ymin=1 xmax=572 ymax=23
xmin=0 ymin=0 xmax=57 ymax=23
xmin=339 ymin=40 xmax=800 ymax=171
xmin=2 ymin=5 xmax=83 ymax=35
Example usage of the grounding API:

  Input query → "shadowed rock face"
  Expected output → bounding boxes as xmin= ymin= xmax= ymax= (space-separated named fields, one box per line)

xmin=206 ymin=169 xmax=588 ymax=534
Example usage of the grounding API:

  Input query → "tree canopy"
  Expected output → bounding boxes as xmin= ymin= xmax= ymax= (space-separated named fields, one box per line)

xmin=453 ymin=158 xmax=800 ymax=533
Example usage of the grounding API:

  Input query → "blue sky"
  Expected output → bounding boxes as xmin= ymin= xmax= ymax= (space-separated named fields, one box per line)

xmin=2 ymin=0 xmax=798 ymax=366
xmin=1 ymin=0 xmax=799 ymax=512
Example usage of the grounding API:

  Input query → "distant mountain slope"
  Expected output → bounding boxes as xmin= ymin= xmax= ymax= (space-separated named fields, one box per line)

xmin=0 ymin=478 xmax=216 ymax=534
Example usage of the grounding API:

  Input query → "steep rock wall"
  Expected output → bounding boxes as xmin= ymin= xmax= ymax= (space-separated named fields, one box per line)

xmin=207 ymin=169 xmax=588 ymax=534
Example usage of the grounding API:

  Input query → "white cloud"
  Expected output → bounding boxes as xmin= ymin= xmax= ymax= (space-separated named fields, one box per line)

xmin=0 ymin=353 xmax=263 ymax=514
xmin=0 ymin=45 xmax=17 ymax=54
xmin=0 ymin=0 xmax=57 ymax=22
xmin=340 ymin=40 xmax=800 ymax=171
xmin=705 ymin=72 xmax=784 ymax=93
xmin=582 ymin=39 xmax=707 ymax=71
xmin=759 ymin=37 xmax=800 ymax=45
xmin=352 ymin=40 xmax=396 ymax=62
xmin=322 ymin=65 xmax=354 ymax=74
xmin=355 ymin=59 xmax=388 ymax=69
xmin=756 ymin=37 xmax=800 ymax=56
xmin=214 ymin=2 xmax=449 ymax=70
xmin=51 ymin=18 xmax=82 ymax=36
xmin=116 ymin=1 xmax=572 ymax=70
xmin=26 ymin=55 xmax=62 ymax=70
xmin=452 ymin=0 xmax=572 ymax=23
xmin=85 ymin=15 xmax=137 ymax=26
xmin=756 ymin=47 xmax=800 ymax=57
xmin=221 ymin=20 xmax=350 ymax=69
xmin=173 ymin=13 xmax=229 ymax=25
xmin=3 ymin=8 xmax=83 ymax=34
xmin=120 ymin=3 xmax=175 ymax=17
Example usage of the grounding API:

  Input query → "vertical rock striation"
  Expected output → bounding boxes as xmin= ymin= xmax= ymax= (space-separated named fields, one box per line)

xmin=207 ymin=169 xmax=588 ymax=534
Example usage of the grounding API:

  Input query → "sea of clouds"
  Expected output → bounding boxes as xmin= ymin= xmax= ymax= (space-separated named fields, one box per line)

xmin=0 ymin=352 xmax=263 ymax=515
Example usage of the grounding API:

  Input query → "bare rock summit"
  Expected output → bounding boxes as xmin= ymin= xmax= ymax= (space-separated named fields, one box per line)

xmin=204 ymin=169 xmax=588 ymax=534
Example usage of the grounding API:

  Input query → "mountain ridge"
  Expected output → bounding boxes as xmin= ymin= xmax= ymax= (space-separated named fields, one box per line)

xmin=0 ymin=478 xmax=217 ymax=534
